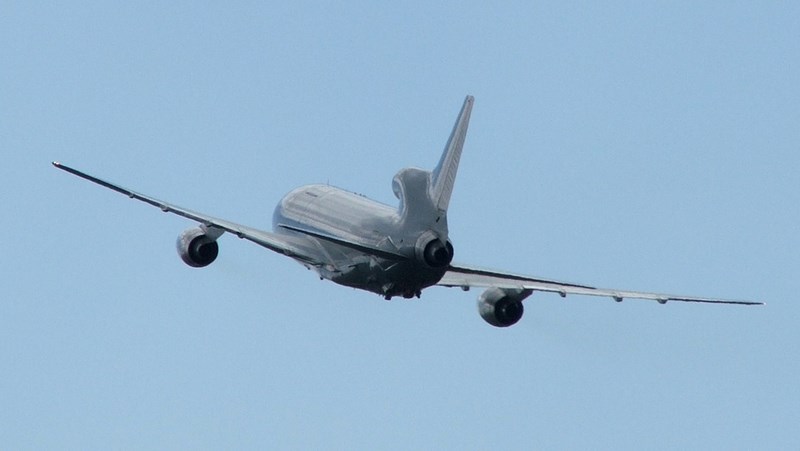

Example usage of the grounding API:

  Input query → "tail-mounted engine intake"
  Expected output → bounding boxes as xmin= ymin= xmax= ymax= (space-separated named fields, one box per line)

xmin=478 ymin=287 xmax=533 ymax=327
xmin=177 ymin=227 xmax=220 ymax=267
xmin=415 ymin=231 xmax=454 ymax=268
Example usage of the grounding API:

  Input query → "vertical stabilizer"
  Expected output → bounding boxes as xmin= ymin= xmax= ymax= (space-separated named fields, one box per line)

xmin=429 ymin=95 xmax=474 ymax=212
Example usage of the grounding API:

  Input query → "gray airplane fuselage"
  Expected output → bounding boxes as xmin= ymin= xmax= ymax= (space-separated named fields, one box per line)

xmin=272 ymin=167 xmax=452 ymax=298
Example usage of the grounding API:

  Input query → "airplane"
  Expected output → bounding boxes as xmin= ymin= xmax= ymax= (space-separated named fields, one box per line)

xmin=52 ymin=95 xmax=762 ymax=327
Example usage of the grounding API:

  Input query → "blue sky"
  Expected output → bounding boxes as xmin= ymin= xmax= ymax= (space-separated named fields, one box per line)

xmin=2 ymin=1 xmax=798 ymax=449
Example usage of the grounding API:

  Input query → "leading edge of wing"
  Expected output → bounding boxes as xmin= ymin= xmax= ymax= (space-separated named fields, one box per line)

xmin=52 ymin=162 xmax=322 ymax=264
xmin=438 ymin=263 xmax=764 ymax=306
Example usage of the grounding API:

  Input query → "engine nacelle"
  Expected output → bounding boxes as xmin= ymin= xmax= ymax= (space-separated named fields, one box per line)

xmin=177 ymin=227 xmax=219 ymax=268
xmin=478 ymin=287 xmax=533 ymax=327
xmin=414 ymin=231 xmax=454 ymax=268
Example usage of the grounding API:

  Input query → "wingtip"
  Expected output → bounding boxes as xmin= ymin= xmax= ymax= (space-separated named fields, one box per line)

xmin=731 ymin=300 xmax=765 ymax=306
xmin=52 ymin=161 xmax=61 ymax=167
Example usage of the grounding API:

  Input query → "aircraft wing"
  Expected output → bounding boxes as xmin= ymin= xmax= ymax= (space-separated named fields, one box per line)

xmin=52 ymin=162 xmax=324 ymax=265
xmin=438 ymin=264 xmax=763 ymax=305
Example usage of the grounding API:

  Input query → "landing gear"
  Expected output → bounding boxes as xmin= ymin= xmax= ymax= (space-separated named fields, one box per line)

xmin=384 ymin=290 xmax=421 ymax=301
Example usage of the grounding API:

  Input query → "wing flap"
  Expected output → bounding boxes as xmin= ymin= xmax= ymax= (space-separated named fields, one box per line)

xmin=439 ymin=264 xmax=764 ymax=306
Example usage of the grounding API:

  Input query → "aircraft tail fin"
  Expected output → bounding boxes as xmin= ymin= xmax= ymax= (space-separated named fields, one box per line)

xmin=429 ymin=95 xmax=474 ymax=212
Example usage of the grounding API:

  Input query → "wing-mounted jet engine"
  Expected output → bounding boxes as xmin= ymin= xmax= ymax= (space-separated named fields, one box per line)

xmin=177 ymin=226 xmax=223 ymax=267
xmin=478 ymin=287 xmax=533 ymax=327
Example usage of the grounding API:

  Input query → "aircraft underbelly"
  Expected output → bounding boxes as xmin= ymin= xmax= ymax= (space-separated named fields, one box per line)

xmin=320 ymin=253 xmax=444 ymax=298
